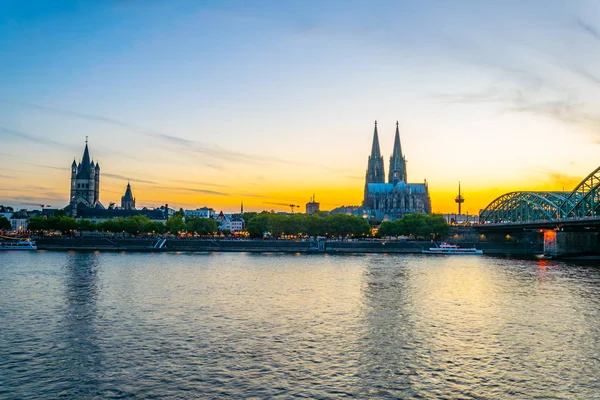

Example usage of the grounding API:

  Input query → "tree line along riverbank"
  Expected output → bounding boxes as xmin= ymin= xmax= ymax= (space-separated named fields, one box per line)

xmin=21 ymin=212 xmax=450 ymax=239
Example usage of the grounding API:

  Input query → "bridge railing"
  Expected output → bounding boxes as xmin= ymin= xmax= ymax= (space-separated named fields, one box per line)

xmin=478 ymin=215 xmax=600 ymax=227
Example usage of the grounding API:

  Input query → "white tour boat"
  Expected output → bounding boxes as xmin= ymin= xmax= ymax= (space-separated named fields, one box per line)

xmin=0 ymin=239 xmax=37 ymax=250
xmin=422 ymin=243 xmax=482 ymax=255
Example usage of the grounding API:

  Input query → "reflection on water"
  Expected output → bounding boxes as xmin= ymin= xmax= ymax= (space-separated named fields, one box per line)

xmin=1 ymin=252 xmax=599 ymax=398
xmin=58 ymin=252 xmax=102 ymax=397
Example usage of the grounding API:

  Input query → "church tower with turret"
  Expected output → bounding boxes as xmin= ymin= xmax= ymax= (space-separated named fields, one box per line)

xmin=68 ymin=139 xmax=103 ymax=214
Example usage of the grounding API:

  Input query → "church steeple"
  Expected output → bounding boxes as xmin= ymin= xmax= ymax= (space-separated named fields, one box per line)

xmin=121 ymin=181 xmax=136 ymax=210
xmin=365 ymin=120 xmax=385 ymax=184
xmin=69 ymin=138 xmax=102 ymax=215
xmin=370 ymin=120 xmax=382 ymax=158
xmin=388 ymin=121 xmax=407 ymax=185
xmin=77 ymin=138 xmax=92 ymax=178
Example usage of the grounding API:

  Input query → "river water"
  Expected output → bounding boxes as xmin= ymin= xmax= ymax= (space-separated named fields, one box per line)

xmin=1 ymin=251 xmax=599 ymax=399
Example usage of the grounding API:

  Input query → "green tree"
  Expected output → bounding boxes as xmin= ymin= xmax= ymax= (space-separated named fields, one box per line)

xmin=0 ymin=216 xmax=11 ymax=231
xmin=246 ymin=214 xmax=271 ymax=238
xmin=148 ymin=221 xmax=167 ymax=234
xmin=166 ymin=214 xmax=185 ymax=234
xmin=426 ymin=214 xmax=450 ymax=239
xmin=27 ymin=216 xmax=47 ymax=231
xmin=241 ymin=212 xmax=257 ymax=227
xmin=304 ymin=214 xmax=327 ymax=236
xmin=327 ymin=214 xmax=370 ymax=237
xmin=122 ymin=215 xmax=153 ymax=234
xmin=378 ymin=213 xmax=449 ymax=239
xmin=0 ymin=205 xmax=14 ymax=213
xmin=76 ymin=219 xmax=96 ymax=232
xmin=54 ymin=216 xmax=77 ymax=233
xmin=185 ymin=216 xmax=218 ymax=235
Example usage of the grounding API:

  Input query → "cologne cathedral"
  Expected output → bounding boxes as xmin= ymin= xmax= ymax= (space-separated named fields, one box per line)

xmin=362 ymin=121 xmax=431 ymax=220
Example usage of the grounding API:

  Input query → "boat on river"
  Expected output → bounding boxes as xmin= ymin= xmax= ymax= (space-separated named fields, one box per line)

xmin=422 ymin=243 xmax=482 ymax=255
xmin=0 ymin=238 xmax=37 ymax=250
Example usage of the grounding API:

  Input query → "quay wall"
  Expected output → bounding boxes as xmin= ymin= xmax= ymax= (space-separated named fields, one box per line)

xmin=35 ymin=238 xmax=542 ymax=255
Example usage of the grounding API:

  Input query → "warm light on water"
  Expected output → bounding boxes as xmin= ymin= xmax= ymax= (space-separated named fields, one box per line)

xmin=1 ymin=252 xmax=599 ymax=398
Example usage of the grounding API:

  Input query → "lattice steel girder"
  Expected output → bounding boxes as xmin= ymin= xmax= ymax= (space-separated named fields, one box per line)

xmin=480 ymin=165 xmax=600 ymax=224
xmin=480 ymin=191 xmax=571 ymax=223
xmin=563 ymin=166 xmax=600 ymax=218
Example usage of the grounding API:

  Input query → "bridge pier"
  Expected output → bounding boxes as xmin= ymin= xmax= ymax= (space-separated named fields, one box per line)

xmin=543 ymin=230 xmax=600 ymax=257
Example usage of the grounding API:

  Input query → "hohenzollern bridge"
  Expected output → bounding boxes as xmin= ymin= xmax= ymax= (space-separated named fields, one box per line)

xmin=477 ymin=165 xmax=600 ymax=256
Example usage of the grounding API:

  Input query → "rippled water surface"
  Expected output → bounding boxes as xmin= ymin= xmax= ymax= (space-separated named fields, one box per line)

xmin=1 ymin=252 xmax=600 ymax=399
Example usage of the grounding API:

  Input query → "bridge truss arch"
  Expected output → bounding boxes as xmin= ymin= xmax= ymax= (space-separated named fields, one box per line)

xmin=561 ymin=166 xmax=600 ymax=218
xmin=479 ymin=191 xmax=572 ymax=224
xmin=480 ymin=165 xmax=600 ymax=224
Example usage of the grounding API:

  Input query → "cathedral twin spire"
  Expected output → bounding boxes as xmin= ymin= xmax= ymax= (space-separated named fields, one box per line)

xmin=389 ymin=121 xmax=407 ymax=185
xmin=366 ymin=121 xmax=407 ymax=185
xmin=365 ymin=121 xmax=385 ymax=184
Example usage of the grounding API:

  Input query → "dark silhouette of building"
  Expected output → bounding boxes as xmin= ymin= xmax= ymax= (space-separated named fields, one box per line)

xmin=306 ymin=194 xmax=320 ymax=214
xmin=69 ymin=138 xmax=102 ymax=211
xmin=363 ymin=121 xmax=431 ymax=219
xmin=121 ymin=182 xmax=136 ymax=210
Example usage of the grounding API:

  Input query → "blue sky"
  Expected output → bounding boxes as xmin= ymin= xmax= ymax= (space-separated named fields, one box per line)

xmin=1 ymin=0 xmax=600 ymax=212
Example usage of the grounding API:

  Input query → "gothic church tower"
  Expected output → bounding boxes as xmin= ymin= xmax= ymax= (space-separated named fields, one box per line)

xmin=365 ymin=121 xmax=385 ymax=184
xmin=388 ymin=121 xmax=407 ymax=185
xmin=69 ymin=139 xmax=102 ymax=213
xmin=121 ymin=182 xmax=136 ymax=210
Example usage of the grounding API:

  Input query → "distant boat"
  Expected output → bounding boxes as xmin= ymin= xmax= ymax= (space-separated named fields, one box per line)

xmin=422 ymin=243 xmax=482 ymax=255
xmin=0 ymin=238 xmax=37 ymax=250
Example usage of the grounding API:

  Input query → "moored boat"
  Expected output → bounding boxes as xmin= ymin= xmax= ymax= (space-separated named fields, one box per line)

xmin=0 ymin=238 xmax=37 ymax=250
xmin=422 ymin=243 xmax=482 ymax=255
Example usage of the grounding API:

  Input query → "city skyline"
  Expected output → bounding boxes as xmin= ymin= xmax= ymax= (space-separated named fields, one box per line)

xmin=2 ymin=1 xmax=600 ymax=213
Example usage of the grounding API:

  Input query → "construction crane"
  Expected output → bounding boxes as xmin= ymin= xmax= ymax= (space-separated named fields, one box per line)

xmin=263 ymin=202 xmax=300 ymax=213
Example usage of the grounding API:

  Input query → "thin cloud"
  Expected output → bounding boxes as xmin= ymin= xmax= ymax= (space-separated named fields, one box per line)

xmin=435 ymin=60 xmax=600 ymax=138
xmin=0 ymin=126 xmax=68 ymax=148
xmin=529 ymin=168 xmax=582 ymax=191
xmin=24 ymin=163 xmax=68 ymax=171
xmin=576 ymin=18 xmax=600 ymax=41
xmin=153 ymin=186 xmax=229 ymax=196
xmin=8 ymin=101 xmax=307 ymax=167
xmin=103 ymin=173 xmax=157 ymax=184
xmin=172 ymin=178 xmax=228 ymax=188
xmin=237 ymin=193 xmax=268 ymax=198
xmin=0 ymin=174 xmax=16 ymax=179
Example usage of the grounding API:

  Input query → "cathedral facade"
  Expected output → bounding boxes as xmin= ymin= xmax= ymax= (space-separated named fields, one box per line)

xmin=67 ymin=140 xmax=104 ymax=214
xmin=363 ymin=121 xmax=431 ymax=220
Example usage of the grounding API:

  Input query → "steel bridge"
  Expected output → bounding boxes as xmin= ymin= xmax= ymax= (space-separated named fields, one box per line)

xmin=479 ymin=165 xmax=600 ymax=227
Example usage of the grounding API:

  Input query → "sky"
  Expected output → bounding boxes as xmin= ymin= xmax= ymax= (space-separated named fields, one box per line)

xmin=1 ymin=0 xmax=600 ymax=214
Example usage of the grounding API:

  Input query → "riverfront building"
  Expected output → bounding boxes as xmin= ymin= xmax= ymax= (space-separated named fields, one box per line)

xmin=306 ymin=195 xmax=320 ymax=214
xmin=184 ymin=207 xmax=215 ymax=219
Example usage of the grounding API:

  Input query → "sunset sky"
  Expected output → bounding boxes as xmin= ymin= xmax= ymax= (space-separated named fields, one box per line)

xmin=1 ymin=0 xmax=600 ymax=214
